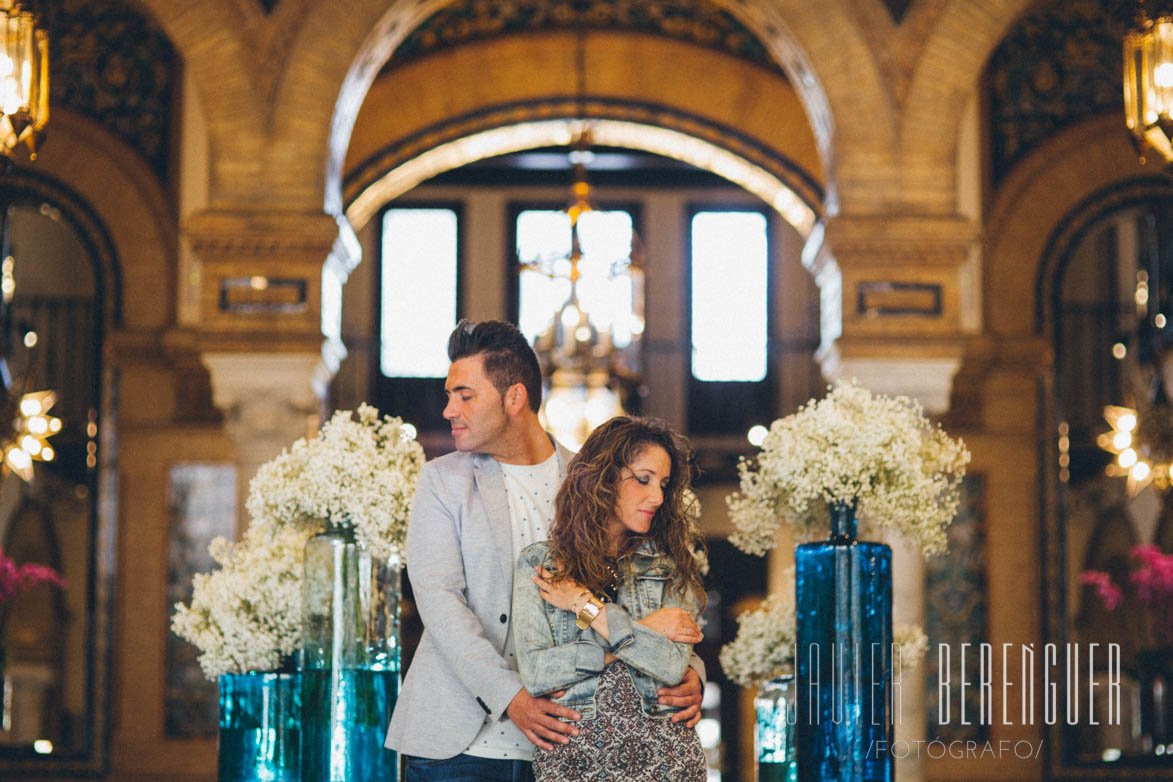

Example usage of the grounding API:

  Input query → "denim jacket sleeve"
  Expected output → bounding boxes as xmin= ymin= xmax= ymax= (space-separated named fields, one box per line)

xmin=512 ymin=543 xmax=609 ymax=697
xmin=600 ymin=580 xmax=697 ymax=686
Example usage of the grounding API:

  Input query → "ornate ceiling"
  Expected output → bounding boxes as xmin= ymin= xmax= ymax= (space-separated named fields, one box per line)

xmin=384 ymin=0 xmax=782 ymax=75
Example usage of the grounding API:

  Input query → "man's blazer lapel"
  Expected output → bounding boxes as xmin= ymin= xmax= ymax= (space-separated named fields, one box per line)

xmin=472 ymin=455 xmax=515 ymax=597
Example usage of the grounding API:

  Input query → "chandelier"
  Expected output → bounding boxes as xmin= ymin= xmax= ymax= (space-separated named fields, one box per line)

xmin=0 ymin=0 xmax=48 ymax=171
xmin=522 ymin=131 xmax=644 ymax=450
xmin=1097 ymin=262 xmax=1173 ymax=495
xmin=1124 ymin=2 xmax=1173 ymax=164
xmin=2 ymin=387 xmax=60 ymax=481
xmin=518 ymin=31 xmax=644 ymax=450
xmin=1098 ymin=402 xmax=1173 ymax=495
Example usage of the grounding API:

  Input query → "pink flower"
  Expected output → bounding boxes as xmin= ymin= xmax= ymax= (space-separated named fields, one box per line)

xmin=0 ymin=548 xmax=65 ymax=607
xmin=18 ymin=563 xmax=66 ymax=590
xmin=1130 ymin=546 xmax=1173 ymax=600
xmin=1080 ymin=570 xmax=1123 ymax=611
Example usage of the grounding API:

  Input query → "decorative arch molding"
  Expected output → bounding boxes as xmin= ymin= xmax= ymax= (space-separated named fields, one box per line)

xmin=323 ymin=0 xmax=840 ymax=216
xmin=383 ymin=0 xmax=786 ymax=75
xmin=0 ymin=133 xmax=124 ymax=782
xmin=984 ymin=115 xmax=1150 ymax=338
xmin=896 ymin=0 xmax=1034 ymax=209
xmin=0 ymin=168 xmax=123 ymax=328
xmin=1034 ymin=176 xmax=1173 ymax=337
xmin=129 ymin=0 xmax=1045 ymax=218
xmin=343 ymin=103 xmax=822 ymax=236
xmin=31 ymin=109 xmax=176 ymax=332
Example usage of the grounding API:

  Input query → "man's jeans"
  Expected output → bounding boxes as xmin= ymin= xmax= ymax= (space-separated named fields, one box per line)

xmin=403 ymin=753 xmax=535 ymax=782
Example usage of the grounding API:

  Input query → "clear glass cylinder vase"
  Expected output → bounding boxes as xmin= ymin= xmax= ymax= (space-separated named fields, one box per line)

xmin=795 ymin=501 xmax=893 ymax=782
xmin=217 ymin=671 xmax=302 ymax=782
xmin=756 ymin=673 xmax=797 ymax=782
xmin=300 ymin=519 xmax=400 ymax=782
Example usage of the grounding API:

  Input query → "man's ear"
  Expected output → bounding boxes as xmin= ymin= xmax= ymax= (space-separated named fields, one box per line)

xmin=504 ymin=383 xmax=528 ymax=415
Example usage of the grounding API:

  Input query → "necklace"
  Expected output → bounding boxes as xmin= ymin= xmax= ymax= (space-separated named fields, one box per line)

xmin=603 ymin=558 xmax=621 ymax=598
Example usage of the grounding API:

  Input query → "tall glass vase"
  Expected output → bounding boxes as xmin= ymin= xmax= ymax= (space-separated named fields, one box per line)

xmin=795 ymin=501 xmax=893 ymax=782
xmin=300 ymin=519 xmax=400 ymax=782
xmin=756 ymin=673 xmax=797 ymax=782
xmin=217 ymin=671 xmax=302 ymax=782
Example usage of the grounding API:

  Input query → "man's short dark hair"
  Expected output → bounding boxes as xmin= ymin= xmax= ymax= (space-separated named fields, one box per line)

xmin=447 ymin=320 xmax=543 ymax=412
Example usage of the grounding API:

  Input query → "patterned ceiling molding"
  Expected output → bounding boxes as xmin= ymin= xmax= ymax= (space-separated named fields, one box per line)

xmin=986 ymin=0 xmax=1133 ymax=185
xmin=47 ymin=0 xmax=179 ymax=181
xmin=384 ymin=0 xmax=782 ymax=75
xmin=343 ymin=97 xmax=823 ymax=219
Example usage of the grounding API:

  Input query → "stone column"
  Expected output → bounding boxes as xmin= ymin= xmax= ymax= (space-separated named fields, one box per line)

xmin=805 ymin=213 xmax=977 ymax=782
xmin=184 ymin=209 xmax=355 ymax=523
xmin=202 ymin=352 xmax=323 ymax=520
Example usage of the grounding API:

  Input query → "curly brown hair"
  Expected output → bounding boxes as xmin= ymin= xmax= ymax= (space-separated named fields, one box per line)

xmin=547 ymin=416 xmax=707 ymax=609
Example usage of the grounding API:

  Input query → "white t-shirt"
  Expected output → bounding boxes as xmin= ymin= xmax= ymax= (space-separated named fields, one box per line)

xmin=464 ymin=451 xmax=561 ymax=761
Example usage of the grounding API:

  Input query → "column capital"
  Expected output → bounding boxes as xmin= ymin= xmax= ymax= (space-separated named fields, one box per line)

xmin=201 ymin=350 xmax=326 ymax=515
xmin=201 ymin=352 xmax=324 ymax=415
xmin=818 ymin=336 xmax=967 ymax=415
xmin=183 ymin=208 xmax=344 ymax=343
xmin=804 ymin=213 xmax=979 ymax=414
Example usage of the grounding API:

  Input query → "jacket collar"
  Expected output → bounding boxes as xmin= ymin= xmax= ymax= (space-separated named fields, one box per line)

xmin=629 ymin=538 xmax=664 ymax=560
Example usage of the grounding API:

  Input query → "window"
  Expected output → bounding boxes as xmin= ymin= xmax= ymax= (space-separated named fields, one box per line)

xmin=691 ymin=211 xmax=769 ymax=381
xmin=374 ymin=204 xmax=461 ymax=430
xmin=688 ymin=207 xmax=773 ymax=433
xmin=380 ymin=207 xmax=459 ymax=377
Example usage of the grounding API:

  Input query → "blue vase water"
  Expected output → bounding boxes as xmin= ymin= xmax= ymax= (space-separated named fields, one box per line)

xmin=217 ymin=670 xmax=302 ymax=782
xmin=301 ymin=520 xmax=400 ymax=782
xmin=795 ymin=501 xmax=893 ymax=782
xmin=756 ymin=673 xmax=797 ymax=782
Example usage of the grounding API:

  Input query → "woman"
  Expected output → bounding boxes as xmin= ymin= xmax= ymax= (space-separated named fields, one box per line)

xmin=512 ymin=416 xmax=708 ymax=781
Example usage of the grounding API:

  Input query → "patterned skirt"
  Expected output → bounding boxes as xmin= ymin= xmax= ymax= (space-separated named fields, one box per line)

xmin=533 ymin=661 xmax=706 ymax=781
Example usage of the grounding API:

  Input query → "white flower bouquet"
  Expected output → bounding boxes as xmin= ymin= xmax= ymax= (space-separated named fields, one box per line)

xmin=719 ymin=574 xmax=930 ymax=688
xmin=246 ymin=403 xmax=425 ymax=562
xmin=719 ymin=590 xmax=797 ymax=687
xmin=171 ymin=524 xmax=310 ymax=678
xmin=172 ymin=404 xmax=424 ymax=678
xmin=726 ymin=382 xmax=969 ymax=556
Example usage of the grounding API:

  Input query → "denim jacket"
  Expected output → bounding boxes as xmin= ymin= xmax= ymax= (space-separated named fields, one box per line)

xmin=512 ymin=539 xmax=700 ymax=720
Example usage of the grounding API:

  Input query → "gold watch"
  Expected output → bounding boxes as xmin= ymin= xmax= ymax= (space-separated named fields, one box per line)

xmin=575 ymin=594 xmax=605 ymax=629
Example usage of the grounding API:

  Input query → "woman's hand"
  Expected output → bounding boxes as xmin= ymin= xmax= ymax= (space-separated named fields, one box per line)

xmin=532 ymin=566 xmax=589 ymax=613
xmin=637 ymin=606 xmax=702 ymax=644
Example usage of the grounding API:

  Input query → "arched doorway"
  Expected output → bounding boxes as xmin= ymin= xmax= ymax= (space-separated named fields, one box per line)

xmin=0 ymin=169 xmax=119 ymax=775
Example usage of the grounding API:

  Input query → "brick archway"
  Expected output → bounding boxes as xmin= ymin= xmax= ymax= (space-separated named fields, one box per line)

xmin=133 ymin=0 xmax=1039 ymax=220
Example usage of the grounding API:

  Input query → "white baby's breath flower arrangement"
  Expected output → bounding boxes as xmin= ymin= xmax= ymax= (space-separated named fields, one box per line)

xmin=719 ymin=584 xmax=797 ymax=687
xmin=682 ymin=488 xmax=710 ymax=576
xmin=894 ymin=624 xmax=929 ymax=666
xmin=726 ymin=381 xmax=969 ymax=556
xmin=172 ymin=404 xmax=424 ymax=678
xmin=246 ymin=403 xmax=425 ymax=562
xmin=171 ymin=524 xmax=310 ymax=678
xmin=719 ymin=572 xmax=930 ymax=687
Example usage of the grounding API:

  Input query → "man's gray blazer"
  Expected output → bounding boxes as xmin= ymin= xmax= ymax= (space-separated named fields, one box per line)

xmin=384 ymin=442 xmax=572 ymax=759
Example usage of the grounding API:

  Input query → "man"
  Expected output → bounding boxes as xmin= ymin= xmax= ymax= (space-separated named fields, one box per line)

xmin=386 ymin=320 xmax=705 ymax=782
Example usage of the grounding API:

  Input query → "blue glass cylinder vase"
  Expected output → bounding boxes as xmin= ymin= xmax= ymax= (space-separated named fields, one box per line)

xmin=795 ymin=501 xmax=893 ymax=782
xmin=300 ymin=519 xmax=400 ymax=782
xmin=217 ymin=670 xmax=302 ymax=782
xmin=756 ymin=673 xmax=797 ymax=782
